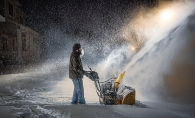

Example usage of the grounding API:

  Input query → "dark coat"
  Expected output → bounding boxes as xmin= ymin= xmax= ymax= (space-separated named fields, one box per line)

xmin=69 ymin=51 xmax=84 ymax=79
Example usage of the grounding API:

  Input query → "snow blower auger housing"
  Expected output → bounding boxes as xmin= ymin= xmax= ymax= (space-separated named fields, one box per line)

xmin=85 ymin=68 xmax=135 ymax=105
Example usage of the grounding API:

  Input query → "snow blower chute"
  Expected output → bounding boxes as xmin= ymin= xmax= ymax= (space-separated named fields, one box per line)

xmin=85 ymin=68 xmax=135 ymax=105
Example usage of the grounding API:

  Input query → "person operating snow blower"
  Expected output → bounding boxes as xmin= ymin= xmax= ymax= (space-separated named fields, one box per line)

xmin=69 ymin=43 xmax=87 ymax=104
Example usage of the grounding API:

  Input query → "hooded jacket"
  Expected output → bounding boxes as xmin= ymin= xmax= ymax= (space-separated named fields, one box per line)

xmin=69 ymin=51 xmax=84 ymax=79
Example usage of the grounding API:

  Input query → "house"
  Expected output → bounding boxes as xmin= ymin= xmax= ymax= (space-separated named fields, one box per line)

xmin=0 ymin=0 xmax=40 ymax=66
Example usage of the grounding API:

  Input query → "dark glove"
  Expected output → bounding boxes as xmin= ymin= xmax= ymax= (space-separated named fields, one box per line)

xmin=84 ymin=71 xmax=99 ymax=81
xmin=83 ymin=70 xmax=88 ymax=76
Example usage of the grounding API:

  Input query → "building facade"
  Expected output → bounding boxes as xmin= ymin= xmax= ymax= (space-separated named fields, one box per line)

xmin=0 ymin=0 xmax=40 ymax=66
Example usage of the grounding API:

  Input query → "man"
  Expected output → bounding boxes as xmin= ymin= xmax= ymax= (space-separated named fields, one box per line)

xmin=69 ymin=43 xmax=86 ymax=104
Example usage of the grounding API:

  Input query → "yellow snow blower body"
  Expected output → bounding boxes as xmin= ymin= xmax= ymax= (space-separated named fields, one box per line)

xmin=86 ymin=70 xmax=136 ymax=105
xmin=114 ymin=71 xmax=135 ymax=105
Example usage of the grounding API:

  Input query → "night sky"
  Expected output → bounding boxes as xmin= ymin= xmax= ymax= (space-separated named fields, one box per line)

xmin=18 ymin=0 xmax=158 ymax=35
xmin=17 ymin=0 xmax=158 ymax=60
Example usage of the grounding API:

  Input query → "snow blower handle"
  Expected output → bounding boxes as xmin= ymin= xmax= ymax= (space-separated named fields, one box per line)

xmin=85 ymin=66 xmax=100 ymax=81
xmin=88 ymin=66 xmax=92 ymax=72
xmin=87 ymin=66 xmax=101 ymax=96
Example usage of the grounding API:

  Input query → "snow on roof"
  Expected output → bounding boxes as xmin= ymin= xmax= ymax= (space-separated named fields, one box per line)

xmin=0 ymin=15 xmax=5 ymax=22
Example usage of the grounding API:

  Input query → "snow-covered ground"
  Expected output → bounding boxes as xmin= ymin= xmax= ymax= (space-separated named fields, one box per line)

xmin=0 ymin=70 xmax=99 ymax=105
xmin=0 ymin=101 xmax=195 ymax=118
xmin=0 ymin=72 xmax=195 ymax=118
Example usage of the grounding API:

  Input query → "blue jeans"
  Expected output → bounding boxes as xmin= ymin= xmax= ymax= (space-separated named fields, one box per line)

xmin=71 ymin=78 xmax=86 ymax=104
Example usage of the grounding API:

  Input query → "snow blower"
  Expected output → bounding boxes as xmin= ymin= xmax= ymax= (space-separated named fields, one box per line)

xmin=85 ymin=67 xmax=135 ymax=105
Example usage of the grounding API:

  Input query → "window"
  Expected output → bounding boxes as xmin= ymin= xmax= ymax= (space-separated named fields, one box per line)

xmin=13 ymin=39 xmax=16 ymax=51
xmin=0 ymin=0 xmax=5 ymax=17
xmin=0 ymin=0 xmax=4 ymax=7
xmin=20 ymin=16 xmax=23 ymax=24
xmin=1 ymin=37 xmax=7 ymax=51
xmin=22 ymin=33 xmax=26 ymax=51
xmin=8 ymin=2 xmax=13 ymax=16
